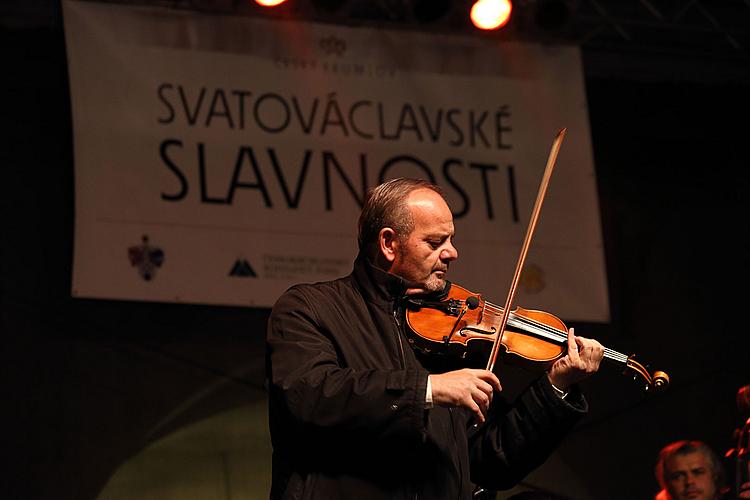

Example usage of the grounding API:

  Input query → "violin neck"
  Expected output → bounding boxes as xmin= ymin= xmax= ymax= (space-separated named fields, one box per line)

xmin=502 ymin=310 xmax=629 ymax=366
xmin=602 ymin=348 xmax=629 ymax=367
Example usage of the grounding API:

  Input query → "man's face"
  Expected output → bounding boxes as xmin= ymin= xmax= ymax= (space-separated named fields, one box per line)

xmin=388 ymin=189 xmax=458 ymax=294
xmin=665 ymin=451 xmax=718 ymax=500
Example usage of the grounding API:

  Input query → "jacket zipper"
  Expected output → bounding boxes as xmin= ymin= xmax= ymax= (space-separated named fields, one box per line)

xmin=392 ymin=306 xmax=406 ymax=368
xmin=449 ymin=407 xmax=463 ymax=499
xmin=396 ymin=304 xmax=416 ymax=500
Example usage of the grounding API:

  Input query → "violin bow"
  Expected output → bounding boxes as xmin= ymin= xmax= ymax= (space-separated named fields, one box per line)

xmin=486 ymin=128 xmax=567 ymax=372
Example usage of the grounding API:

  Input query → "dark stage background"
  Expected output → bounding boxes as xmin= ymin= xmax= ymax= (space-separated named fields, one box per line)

xmin=3 ymin=1 xmax=749 ymax=499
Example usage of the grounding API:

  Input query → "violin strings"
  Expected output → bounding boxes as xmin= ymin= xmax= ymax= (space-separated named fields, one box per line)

xmin=462 ymin=299 xmax=628 ymax=364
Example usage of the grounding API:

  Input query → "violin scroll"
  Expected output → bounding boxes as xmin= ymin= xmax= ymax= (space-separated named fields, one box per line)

xmin=652 ymin=371 xmax=670 ymax=390
xmin=625 ymin=355 xmax=670 ymax=392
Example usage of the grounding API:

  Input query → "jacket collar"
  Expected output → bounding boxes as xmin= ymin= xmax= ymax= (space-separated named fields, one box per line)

xmin=352 ymin=252 xmax=408 ymax=304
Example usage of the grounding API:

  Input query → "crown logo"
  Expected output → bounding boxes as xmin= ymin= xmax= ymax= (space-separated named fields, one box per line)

xmin=319 ymin=36 xmax=346 ymax=56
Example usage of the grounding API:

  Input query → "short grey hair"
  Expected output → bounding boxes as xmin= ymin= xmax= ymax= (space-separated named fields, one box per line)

xmin=357 ymin=178 xmax=444 ymax=252
xmin=655 ymin=440 xmax=725 ymax=495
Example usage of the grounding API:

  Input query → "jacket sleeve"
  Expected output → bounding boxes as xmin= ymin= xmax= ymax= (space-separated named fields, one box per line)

xmin=266 ymin=286 xmax=430 ymax=445
xmin=467 ymin=375 xmax=588 ymax=490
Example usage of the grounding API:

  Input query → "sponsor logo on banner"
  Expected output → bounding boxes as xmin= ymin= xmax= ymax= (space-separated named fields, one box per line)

xmin=263 ymin=254 xmax=349 ymax=280
xmin=127 ymin=235 xmax=164 ymax=281
xmin=229 ymin=258 xmax=257 ymax=278
xmin=520 ymin=263 xmax=546 ymax=294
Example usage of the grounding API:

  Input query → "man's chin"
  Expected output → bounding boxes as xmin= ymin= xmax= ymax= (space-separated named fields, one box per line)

xmin=424 ymin=276 xmax=447 ymax=293
xmin=404 ymin=277 xmax=445 ymax=295
xmin=681 ymin=490 xmax=703 ymax=500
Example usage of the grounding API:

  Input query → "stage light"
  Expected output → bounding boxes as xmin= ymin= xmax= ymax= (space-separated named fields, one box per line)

xmin=470 ymin=0 xmax=512 ymax=30
xmin=255 ymin=0 xmax=287 ymax=7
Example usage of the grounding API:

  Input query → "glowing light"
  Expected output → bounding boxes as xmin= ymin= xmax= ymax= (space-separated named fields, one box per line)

xmin=471 ymin=0 xmax=512 ymax=30
xmin=255 ymin=0 xmax=287 ymax=7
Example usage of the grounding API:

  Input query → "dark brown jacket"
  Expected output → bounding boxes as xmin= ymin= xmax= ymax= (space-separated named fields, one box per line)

xmin=266 ymin=255 xmax=587 ymax=500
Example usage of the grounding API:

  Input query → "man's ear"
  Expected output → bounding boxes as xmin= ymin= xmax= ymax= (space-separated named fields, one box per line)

xmin=378 ymin=227 xmax=398 ymax=263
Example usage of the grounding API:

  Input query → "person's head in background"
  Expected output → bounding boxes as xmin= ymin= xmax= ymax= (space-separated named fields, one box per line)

xmin=655 ymin=440 xmax=726 ymax=500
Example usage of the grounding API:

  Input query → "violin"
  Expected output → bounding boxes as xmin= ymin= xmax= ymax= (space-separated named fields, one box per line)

xmin=404 ymin=282 xmax=670 ymax=392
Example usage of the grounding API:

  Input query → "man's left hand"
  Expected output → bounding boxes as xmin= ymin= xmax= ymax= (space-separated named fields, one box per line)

xmin=547 ymin=327 xmax=604 ymax=391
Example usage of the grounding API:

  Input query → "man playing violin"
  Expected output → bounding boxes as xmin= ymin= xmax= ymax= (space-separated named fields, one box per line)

xmin=266 ymin=178 xmax=605 ymax=500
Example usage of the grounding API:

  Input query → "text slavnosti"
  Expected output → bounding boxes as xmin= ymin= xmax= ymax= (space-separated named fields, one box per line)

xmin=156 ymin=83 xmax=520 ymax=222
xmin=157 ymin=84 xmax=513 ymax=151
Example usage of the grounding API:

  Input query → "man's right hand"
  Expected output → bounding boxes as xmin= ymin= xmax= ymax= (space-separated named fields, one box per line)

xmin=429 ymin=369 xmax=502 ymax=423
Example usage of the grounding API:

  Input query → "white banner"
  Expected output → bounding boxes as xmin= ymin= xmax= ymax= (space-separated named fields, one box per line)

xmin=64 ymin=0 xmax=609 ymax=321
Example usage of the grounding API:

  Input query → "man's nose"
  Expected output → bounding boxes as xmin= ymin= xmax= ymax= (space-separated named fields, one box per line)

xmin=441 ymin=242 xmax=458 ymax=261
